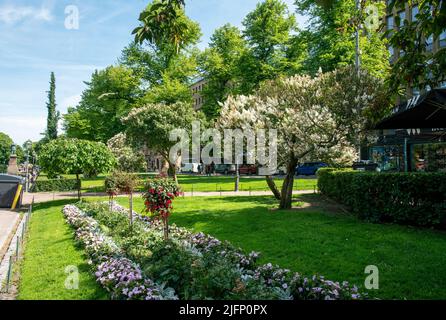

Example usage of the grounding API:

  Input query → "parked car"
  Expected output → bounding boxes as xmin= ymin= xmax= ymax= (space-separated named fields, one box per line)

xmin=239 ymin=164 xmax=258 ymax=175
xmin=215 ymin=164 xmax=237 ymax=175
xmin=180 ymin=163 xmax=200 ymax=174
xmin=295 ymin=162 xmax=328 ymax=176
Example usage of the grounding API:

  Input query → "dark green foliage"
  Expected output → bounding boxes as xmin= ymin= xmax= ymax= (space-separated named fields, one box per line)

xmin=46 ymin=72 xmax=60 ymax=140
xmin=318 ymin=168 xmax=446 ymax=228
xmin=0 ymin=132 xmax=13 ymax=168
xmin=31 ymin=179 xmax=81 ymax=193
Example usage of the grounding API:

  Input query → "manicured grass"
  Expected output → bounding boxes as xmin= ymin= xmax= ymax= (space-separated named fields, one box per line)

xmin=18 ymin=200 xmax=107 ymax=300
xmin=37 ymin=173 xmax=317 ymax=193
xmin=115 ymin=194 xmax=446 ymax=300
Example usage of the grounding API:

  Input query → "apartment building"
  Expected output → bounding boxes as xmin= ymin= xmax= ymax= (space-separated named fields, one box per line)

xmin=364 ymin=2 xmax=446 ymax=173
xmin=190 ymin=78 xmax=207 ymax=111
xmin=385 ymin=1 xmax=446 ymax=94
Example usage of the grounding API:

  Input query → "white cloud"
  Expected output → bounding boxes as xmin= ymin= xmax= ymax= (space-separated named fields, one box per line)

xmin=0 ymin=116 xmax=46 ymax=145
xmin=0 ymin=5 xmax=53 ymax=25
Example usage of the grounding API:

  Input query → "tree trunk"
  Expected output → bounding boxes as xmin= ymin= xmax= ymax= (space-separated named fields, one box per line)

xmin=163 ymin=217 xmax=169 ymax=240
xmin=265 ymin=175 xmax=281 ymax=200
xmin=76 ymin=174 xmax=81 ymax=201
xmin=169 ymin=163 xmax=178 ymax=185
xmin=279 ymin=159 xmax=299 ymax=210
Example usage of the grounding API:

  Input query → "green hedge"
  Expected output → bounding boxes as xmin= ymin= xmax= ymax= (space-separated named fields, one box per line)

xmin=31 ymin=179 xmax=81 ymax=193
xmin=317 ymin=168 xmax=446 ymax=228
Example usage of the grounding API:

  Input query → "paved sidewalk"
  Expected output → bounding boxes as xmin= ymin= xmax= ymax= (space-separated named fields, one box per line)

xmin=22 ymin=190 xmax=315 ymax=205
xmin=0 ymin=210 xmax=20 ymax=263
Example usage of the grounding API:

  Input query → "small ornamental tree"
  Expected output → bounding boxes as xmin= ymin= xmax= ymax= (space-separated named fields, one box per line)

xmin=39 ymin=138 xmax=116 ymax=199
xmin=219 ymin=66 xmax=390 ymax=209
xmin=143 ymin=177 xmax=181 ymax=240
xmin=123 ymin=102 xmax=199 ymax=184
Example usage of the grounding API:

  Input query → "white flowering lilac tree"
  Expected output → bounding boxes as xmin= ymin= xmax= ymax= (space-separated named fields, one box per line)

xmin=219 ymin=66 xmax=389 ymax=209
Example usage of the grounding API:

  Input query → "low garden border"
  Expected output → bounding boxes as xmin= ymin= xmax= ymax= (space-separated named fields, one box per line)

xmin=65 ymin=201 xmax=363 ymax=300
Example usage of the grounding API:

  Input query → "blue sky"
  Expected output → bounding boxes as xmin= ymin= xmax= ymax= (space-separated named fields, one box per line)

xmin=0 ymin=0 xmax=306 ymax=145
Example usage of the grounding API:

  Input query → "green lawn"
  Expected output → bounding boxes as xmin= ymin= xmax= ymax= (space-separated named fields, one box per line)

xmin=114 ymin=194 xmax=446 ymax=300
xmin=18 ymin=200 xmax=107 ymax=300
xmin=37 ymin=173 xmax=318 ymax=193
xmin=19 ymin=194 xmax=446 ymax=300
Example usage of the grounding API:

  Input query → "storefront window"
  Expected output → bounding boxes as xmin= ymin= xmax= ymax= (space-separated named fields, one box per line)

xmin=412 ymin=143 xmax=446 ymax=172
xmin=371 ymin=146 xmax=404 ymax=172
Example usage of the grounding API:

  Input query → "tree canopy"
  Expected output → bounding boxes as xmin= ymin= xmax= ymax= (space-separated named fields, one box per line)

xmin=219 ymin=66 xmax=390 ymax=209
xmin=0 ymin=132 xmax=13 ymax=171
xmin=63 ymin=66 xmax=141 ymax=143
xmin=39 ymin=138 xmax=116 ymax=179
xmin=295 ymin=0 xmax=390 ymax=79
xmin=123 ymin=102 xmax=199 ymax=182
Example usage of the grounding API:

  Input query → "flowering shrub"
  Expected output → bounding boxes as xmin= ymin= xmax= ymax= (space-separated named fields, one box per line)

xmin=143 ymin=177 xmax=181 ymax=239
xmin=62 ymin=205 xmax=175 ymax=300
xmin=105 ymin=202 xmax=364 ymax=300
xmin=96 ymin=258 xmax=165 ymax=300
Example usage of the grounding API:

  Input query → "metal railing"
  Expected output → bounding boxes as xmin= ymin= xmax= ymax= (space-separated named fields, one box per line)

xmin=1 ymin=197 xmax=33 ymax=294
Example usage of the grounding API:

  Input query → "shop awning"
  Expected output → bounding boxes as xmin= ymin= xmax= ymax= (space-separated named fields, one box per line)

xmin=375 ymin=89 xmax=446 ymax=129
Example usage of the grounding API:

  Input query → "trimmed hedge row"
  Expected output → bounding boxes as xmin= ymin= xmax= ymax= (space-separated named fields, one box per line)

xmin=317 ymin=168 xmax=446 ymax=228
xmin=31 ymin=178 xmax=81 ymax=193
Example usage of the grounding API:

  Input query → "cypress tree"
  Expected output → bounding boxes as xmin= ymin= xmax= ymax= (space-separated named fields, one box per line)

xmin=46 ymin=72 xmax=59 ymax=140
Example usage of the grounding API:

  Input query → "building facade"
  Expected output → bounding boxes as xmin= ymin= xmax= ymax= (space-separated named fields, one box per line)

xmin=366 ymin=2 xmax=446 ymax=173
xmin=190 ymin=78 xmax=207 ymax=111
xmin=386 ymin=1 xmax=446 ymax=95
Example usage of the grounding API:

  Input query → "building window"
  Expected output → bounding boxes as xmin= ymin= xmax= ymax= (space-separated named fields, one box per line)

xmin=440 ymin=30 xmax=446 ymax=47
xmin=411 ymin=5 xmax=419 ymax=22
xmin=426 ymin=35 xmax=434 ymax=51
xmin=412 ymin=143 xmax=446 ymax=173
xmin=388 ymin=46 xmax=394 ymax=59
xmin=386 ymin=15 xmax=394 ymax=32
xmin=397 ymin=10 xmax=406 ymax=28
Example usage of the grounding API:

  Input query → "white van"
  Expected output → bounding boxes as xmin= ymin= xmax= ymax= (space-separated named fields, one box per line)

xmin=180 ymin=163 xmax=200 ymax=173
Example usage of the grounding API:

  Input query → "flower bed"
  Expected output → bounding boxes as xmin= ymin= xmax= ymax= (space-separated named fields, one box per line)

xmin=76 ymin=201 xmax=364 ymax=300
xmin=62 ymin=205 xmax=176 ymax=300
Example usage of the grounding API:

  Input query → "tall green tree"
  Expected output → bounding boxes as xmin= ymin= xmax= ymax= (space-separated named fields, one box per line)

xmin=133 ymin=0 xmax=188 ymax=54
xmin=46 ymin=72 xmax=59 ymax=140
xmin=295 ymin=0 xmax=390 ymax=79
xmin=0 ymin=132 xmax=13 ymax=172
xmin=124 ymin=1 xmax=201 ymax=105
xmin=240 ymin=0 xmax=303 ymax=92
xmin=198 ymin=24 xmax=249 ymax=119
xmin=63 ymin=66 xmax=141 ymax=143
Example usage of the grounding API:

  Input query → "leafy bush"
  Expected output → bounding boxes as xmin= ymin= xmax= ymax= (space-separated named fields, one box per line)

xmin=318 ymin=168 xmax=446 ymax=228
xmin=31 ymin=178 xmax=81 ymax=193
